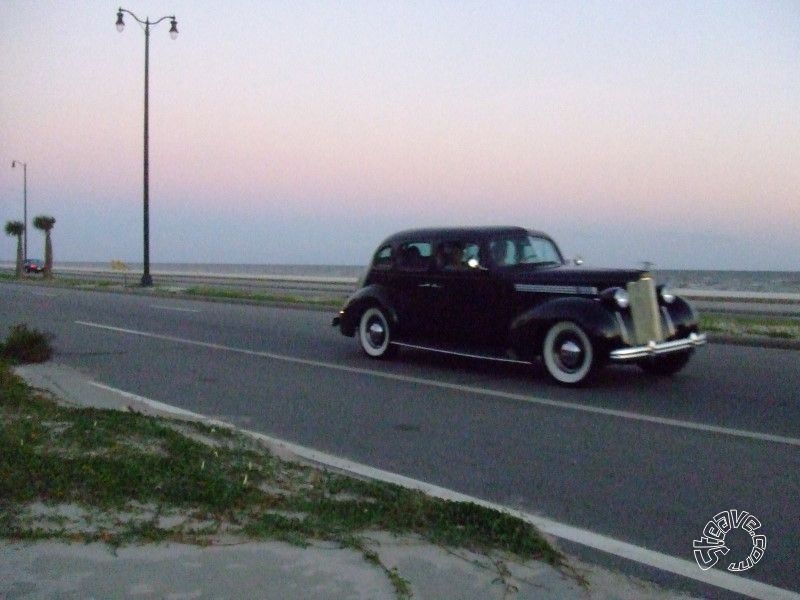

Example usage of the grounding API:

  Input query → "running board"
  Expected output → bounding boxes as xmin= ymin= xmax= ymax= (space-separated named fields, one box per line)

xmin=392 ymin=342 xmax=531 ymax=365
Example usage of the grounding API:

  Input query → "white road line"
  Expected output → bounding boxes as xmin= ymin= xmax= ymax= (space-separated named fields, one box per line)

xmin=150 ymin=305 xmax=201 ymax=313
xmin=86 ymin=379 xmax=800 ymax=600
xmin=75 ymin=320 xmax=800 ymax=448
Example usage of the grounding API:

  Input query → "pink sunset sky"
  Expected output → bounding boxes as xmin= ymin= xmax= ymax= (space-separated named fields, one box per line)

xmin=1 ymin=1 xmax=798 ymax=269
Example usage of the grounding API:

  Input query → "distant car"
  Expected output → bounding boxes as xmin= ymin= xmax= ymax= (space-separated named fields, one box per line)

xmin=332 ymin=226 xmax=706 ymax=386
xmin=23 ymin=259 xmax=45 ymax=274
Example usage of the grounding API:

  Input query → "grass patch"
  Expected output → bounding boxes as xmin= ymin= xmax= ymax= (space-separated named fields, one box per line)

xmin=1 ymin=274 xmax=342 ymax=307
xmin=700 ymin=314 xmax=800 ymax=340
xmin=182 ymin=285 xmax=341 ymax=307
xmin=0 ymin=361 xmax=562 ymax=593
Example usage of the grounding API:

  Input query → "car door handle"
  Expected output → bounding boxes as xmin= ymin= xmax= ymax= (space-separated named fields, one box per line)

xmin=418 ymin=283 xmax=442 ymax=289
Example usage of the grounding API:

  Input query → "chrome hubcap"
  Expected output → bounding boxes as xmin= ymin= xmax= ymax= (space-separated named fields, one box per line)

xmin=557 ymin=340 xmax=583 ymax=370
xmin=368 ymin=320 xmax=385 ymax=347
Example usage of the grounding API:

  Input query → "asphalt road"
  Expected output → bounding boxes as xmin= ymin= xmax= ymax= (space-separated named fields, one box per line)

xmin=2 ymin=282 xmax=798 ymax=597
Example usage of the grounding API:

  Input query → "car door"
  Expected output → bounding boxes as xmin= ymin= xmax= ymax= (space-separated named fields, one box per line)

xmin=388 ymin=240 xmax=440 ymax=341
xmin=429 ymin=239 xmax=509 ymax=349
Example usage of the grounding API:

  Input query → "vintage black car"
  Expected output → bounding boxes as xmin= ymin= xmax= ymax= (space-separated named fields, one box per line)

xmin=332 ymin=226 xmax=706 ymax=386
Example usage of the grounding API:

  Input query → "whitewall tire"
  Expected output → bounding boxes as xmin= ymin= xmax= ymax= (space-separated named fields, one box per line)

xmin=358 ymin=307 xmax=396 ymax=359
xmin=542 ymin=321 xmax=596 ymax=386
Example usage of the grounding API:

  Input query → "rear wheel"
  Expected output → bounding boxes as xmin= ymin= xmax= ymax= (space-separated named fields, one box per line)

xmin=358 ymin=307 xmax=397 ymax=359
xmin=542 ymin=321 xmax=597 ymax=386
xmin=639 ymin=351 xmax=692 ymax=376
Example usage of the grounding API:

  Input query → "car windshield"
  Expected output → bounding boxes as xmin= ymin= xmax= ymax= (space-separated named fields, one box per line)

xmin=488 ymin=235 xmax=563 ymax=268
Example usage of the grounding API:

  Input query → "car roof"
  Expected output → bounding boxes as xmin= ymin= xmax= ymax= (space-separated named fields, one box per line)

xmin=378 ymin=226 xmax=551 ymax=246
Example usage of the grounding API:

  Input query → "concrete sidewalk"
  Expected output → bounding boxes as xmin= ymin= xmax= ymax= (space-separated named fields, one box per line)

xmin=0 ymin=535 xmax=692 ymax=600
xmin=3 ymin=362 xmax=699 ymax=600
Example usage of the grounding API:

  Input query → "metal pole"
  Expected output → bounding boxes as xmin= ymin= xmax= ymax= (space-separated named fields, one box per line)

xmin=141 ymin=20 xmax=152 ymax=286
xmin=117 ymin=8 xmax=177 ymax=287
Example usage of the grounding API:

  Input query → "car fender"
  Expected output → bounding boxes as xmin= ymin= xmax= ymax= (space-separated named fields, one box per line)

xmin=662 ymin=295 xmax=700 ymax=338
xmin=509 ymin=296 xmax=619 ymax=359
xmin=337 ymin=284 xmax=398 ymax=337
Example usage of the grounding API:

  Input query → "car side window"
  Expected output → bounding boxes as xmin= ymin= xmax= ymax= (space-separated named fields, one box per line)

xmin=397 ymin=242 xmax=432 ymax=272
xmin=436 ymin=241 xmax=481 ymax=271
xmin=489 ymin=239 xmax=515 ymax=267
xmin=489 ymin=236 xmax=562 ymax=267
xmin=519 ymin=236 xmax=563 ymax=265
xmin=372 ymin=245 xmax=392 ymax=270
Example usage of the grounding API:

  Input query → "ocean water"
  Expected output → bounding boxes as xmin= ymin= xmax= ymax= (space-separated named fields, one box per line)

xmin=51 ymin=262 xmax=800 ymax=294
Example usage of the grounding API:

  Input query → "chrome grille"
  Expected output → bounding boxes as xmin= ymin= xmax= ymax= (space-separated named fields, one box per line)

xmin=626 ymin=277 xmax=664 ymax=344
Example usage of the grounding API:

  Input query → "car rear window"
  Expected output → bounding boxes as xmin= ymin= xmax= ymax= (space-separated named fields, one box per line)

xmin=372 ymin=245 xmax=393 ymax=269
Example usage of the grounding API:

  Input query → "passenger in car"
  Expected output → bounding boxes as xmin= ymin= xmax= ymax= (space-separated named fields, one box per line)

xmin=490 ymin=240 xmax=510 ymax=267
xmin=400 ymin=245 xmax=421 ymax=269
xmin=437 ymin=243 xmax=465 ymax=270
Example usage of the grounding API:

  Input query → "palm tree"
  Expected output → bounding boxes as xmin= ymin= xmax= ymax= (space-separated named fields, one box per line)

xmin=33 ymin=215 xmax=56 ymax=279
xmin=5 ymin=221 xmax=25 ymax=278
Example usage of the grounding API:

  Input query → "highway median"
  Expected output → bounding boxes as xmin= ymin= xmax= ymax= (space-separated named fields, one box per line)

xmin=3 ymin=268 xmax=799 ymax=349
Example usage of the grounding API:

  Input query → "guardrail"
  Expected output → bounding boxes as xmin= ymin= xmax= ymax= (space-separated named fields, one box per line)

xmin=2 ymin=265 xmax=799 ymax=314
xmin=674 ymin=289 xmax=800 ymax=304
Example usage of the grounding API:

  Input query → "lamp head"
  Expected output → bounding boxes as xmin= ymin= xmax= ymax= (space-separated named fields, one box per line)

xmin=169 ymin=17 xmax=178 ymax=39
xmin=116 ymin=10 xmax=125 ymax=32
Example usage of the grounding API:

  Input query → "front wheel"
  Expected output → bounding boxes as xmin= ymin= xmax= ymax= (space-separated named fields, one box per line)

xmin=542 ymin=321 xmax=597 ymax=386
xmin=358 ymin=307 xmax=397 ymax=359
xmin=639 ymin=350 xmax=692 ymax=376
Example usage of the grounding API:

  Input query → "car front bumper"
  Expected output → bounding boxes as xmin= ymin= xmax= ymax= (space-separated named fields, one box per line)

xmin=608 ymin=332 xmax=707 ymax=362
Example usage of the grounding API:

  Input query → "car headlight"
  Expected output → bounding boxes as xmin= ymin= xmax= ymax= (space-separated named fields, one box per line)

xmin=601 ymin=287 xmax=629 ymax=309
xmin=659 ymin=286 xmax=676 ymax=304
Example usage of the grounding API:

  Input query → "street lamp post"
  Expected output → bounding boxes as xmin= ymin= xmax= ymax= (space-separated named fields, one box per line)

xmin=116 ymin=7 xmax=178 ymax=287
xmin=10 ymin=160 xmax=27 ymax=262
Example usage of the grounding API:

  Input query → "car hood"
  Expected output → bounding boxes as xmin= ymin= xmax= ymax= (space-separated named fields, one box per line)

xmin=509 ymin=265 xmax=648 ymax=291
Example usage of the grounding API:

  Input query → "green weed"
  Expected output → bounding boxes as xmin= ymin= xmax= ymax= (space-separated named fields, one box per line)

xmin=0 ymin=324 xmax=53 ymax=363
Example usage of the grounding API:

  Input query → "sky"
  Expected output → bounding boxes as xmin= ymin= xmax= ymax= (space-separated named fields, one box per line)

xmin=1 ymin=1 xmax=798 ymax=270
